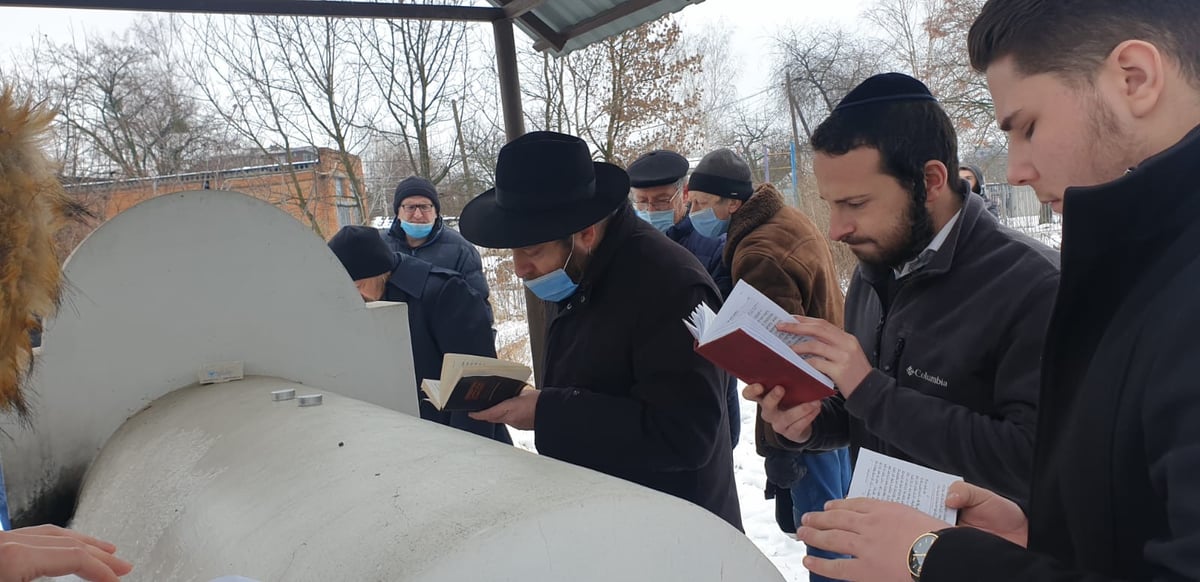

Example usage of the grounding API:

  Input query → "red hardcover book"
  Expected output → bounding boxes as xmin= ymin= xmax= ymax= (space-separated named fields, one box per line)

xmin=686 ymin=281 xmax=837 ymax=409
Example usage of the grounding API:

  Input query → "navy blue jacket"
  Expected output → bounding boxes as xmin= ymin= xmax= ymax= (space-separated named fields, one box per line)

xmin=665 ymin=215 xmax=739 ymax=447
xmin=382 ymin=253 xmax=510 ymax=444
xmin=384 ymin=218 xmax=492 ymax=324
xmin=666 ymin=216 xmax=733 ymax=297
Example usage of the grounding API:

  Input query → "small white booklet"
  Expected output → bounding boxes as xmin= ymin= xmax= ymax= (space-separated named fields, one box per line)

xmin=847 ymin=448 xmax=961 ymax=524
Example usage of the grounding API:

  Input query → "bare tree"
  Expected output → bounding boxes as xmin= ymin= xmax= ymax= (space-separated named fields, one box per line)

xmin=356 ymin=15 xmax=464 ymax=185
xmin=16 ymin=16 xmax=229 ymax=179
xmin=183 ymin=16 xmax=325 ymax=235
xmin=865 ymin=0 xmax=997 ymax=147
xmin=267 ymin=16 xmax=373 ymax=212
xmin=776 ymin=27 xmax=878 ymax=142
xmin=522 ymin=18 xmax=703 ymax=165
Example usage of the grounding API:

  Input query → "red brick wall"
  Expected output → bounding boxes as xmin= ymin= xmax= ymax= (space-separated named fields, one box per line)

xmin=69 ymin=149 xmax=366 ymax=246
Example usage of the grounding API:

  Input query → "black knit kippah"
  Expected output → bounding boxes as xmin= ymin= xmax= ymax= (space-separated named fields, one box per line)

xmin=833 ymin=72 xmax=937 ymax=112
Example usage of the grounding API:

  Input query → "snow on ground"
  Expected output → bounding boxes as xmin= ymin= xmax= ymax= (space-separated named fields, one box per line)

xmin=508 ymin=385 xmax=810 ymax=581
xmin=1003 ymin=214 xmax=1063 ymax=249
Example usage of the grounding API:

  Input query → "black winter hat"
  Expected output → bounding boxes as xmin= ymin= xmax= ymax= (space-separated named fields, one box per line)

xmin=393 ymin=176 xmax=440 ymax=216
xmin=328 ymin=225 xmax=397 ymax=281
xmin=459 ymin=131 xmax=629 ymax=249
xmin=628 ymin=149 xmax=690 ymax=188
xmin=834 ymin=72 xmax=937 ymax=112
xmin=688 ymin=148 xmax=753 ymax=201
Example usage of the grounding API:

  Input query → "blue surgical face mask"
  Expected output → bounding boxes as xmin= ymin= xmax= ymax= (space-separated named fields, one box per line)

xmin=524 ymin=243 xmax=579 ymax=302
xmin=636 ymin=209 xmax=676 ymax=233
xmin=400 ymin=220 xmax=434 ymax=239
xmin=689 ymin=207 xmax=729 ymax=238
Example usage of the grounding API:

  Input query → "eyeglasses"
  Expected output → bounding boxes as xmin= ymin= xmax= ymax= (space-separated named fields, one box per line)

xmin=399 ymin=203 xmax=436 ymax=216
xmin=632 ymin=191 xmax=680 ymax=212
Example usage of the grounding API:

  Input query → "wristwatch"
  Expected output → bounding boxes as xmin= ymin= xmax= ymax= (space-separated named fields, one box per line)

xmin=907 ymin=531 xmax=940 ymax=581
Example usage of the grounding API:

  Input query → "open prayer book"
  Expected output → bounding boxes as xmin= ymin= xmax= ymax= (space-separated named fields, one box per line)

xmin=847 ymin=448 xmax=961 ymax=524
xmin=420 ymin=354 xmax=532 ymax=412
xmin=684 ymin=280 xmax=836 ymax=409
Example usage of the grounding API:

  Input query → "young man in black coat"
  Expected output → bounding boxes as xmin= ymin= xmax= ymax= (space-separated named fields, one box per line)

xmin=329 ymin=225 xmax=510 ymax=444
xmin=458 ymin=132 xmax=742 ymax=530
xmin=787 ymin=2 xmax=1200 ymax=581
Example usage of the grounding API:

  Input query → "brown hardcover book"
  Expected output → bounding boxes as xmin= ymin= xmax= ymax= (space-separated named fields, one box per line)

xmin=421 ymin=354 xmax=532 ymax=412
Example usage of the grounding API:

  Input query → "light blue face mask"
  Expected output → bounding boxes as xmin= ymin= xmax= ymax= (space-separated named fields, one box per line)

xmin=524 ymin=244 xmax=579 ymax=302
xmin=689 ymin=207 xmax=729 ymax=238
xmin=635 ymin=209 xmax=676 ymax=233
xmin=400 ymin=220 xmax=435 ymax=239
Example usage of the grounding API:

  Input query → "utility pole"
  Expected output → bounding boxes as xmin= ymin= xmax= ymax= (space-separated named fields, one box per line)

xmin=451 ymin=99 xmax=473 ymax=190
xmin=784 ymin=72 xmax=802 ymax=207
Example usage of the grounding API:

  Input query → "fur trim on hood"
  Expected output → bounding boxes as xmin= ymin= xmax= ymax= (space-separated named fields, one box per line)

xmin=0 ymin=88 xmax=87 ymax=418
xmin=724 ymin=183 xmax=786 ymax=265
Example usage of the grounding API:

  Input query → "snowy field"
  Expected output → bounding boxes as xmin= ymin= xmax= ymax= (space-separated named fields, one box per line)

xmin=509 ymin=387 xmax=811 ymax=581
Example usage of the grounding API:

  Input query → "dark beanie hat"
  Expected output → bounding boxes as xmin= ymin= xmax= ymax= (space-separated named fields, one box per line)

xmin=628 ymin=149 xmax=690 ymax=188
xmin=833 ymin=72 xmax=937 ymax=112
xmin=393 ymin=176 xmax=440 ymax=216
xmin=328 ymin=225 xmax=397 ymax=281
xmin=687 ymin=148 xmax=753 ymax=201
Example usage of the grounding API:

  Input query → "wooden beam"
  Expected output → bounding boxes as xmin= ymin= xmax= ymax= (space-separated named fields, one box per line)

xmin=1 ymin=0 xmax=506 ymax=21
xmin=500 ymin=0 xmax=546 ymax=19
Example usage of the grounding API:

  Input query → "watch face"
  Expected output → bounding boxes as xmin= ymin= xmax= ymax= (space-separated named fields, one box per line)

xmin=908 ymin=533 xmax=938 ymax=578
xmin=913 ymin=534 xmax=937 ymax=554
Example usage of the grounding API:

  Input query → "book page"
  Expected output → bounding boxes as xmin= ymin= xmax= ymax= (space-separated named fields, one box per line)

xmin=684 ymin=302 xmax=716 ymax=341
xmin=714 ymin=280 xmax=810 ymax=346
xmin=847 ymin=448 xmax=960 ymax=524
xmin=440 ymin=354 xmax=531 ymax=388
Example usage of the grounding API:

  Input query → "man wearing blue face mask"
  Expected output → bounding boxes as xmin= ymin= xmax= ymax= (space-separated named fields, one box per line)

xmin=330 ymin=225 xmax=511 ymax=444
xmin=458 ymin=131 xmax=742 ymax=530
xmin=628 ymin=149 xmax=739 ymax=447
xmin=384 ymin=176 xmax=493 ymax=325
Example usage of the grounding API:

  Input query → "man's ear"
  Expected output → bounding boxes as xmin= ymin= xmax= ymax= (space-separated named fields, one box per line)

xmin=1106 ymin=39 xmax=1166 ymax=120
xmin=728 ymin=199 xmax=744 ymax=214
xmin=923 ymin=161 xmax=951 ymax=202
xmin=576 ymin=224 xmax=600 ymax=252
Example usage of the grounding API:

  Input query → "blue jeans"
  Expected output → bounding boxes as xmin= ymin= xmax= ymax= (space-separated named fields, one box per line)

xmin=791 ymin=448 xmax=852 ymax=582
xmin=0 ymin=462 xmax=10 ymax=530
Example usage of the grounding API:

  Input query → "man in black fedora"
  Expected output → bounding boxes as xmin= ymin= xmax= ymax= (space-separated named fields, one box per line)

xmin=460 ymin=131 xmax=742 ymax=529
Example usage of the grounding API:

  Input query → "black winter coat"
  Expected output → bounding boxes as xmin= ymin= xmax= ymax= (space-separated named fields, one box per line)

xmin=924 ymin=127 xmax=1200 ymax=581
xmin=382 ymin=253 xmax=510 ymax=444
xmin=798 ymin=193 xmax=1059 ymax=502
xmin=384 ymin=218 xmax=493 ymax=324
xmin=534 ymin=203 xmax=743 ymax=530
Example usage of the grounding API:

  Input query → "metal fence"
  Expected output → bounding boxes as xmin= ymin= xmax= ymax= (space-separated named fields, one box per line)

xmin=987 ymin=183 xmax=1062 ymax=250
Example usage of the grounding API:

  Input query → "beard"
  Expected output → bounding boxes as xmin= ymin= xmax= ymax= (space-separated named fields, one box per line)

xmin=846 ymin=188 xmax=937 ymax=270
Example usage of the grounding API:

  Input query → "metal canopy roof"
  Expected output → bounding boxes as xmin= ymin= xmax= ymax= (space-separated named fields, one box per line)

xmin=491 ymin=0 xmax=705 ymax=54
xmin=1 ymin=0 xmax=706 ymax=55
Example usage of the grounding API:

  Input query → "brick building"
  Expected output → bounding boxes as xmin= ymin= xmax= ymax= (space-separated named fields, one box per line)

xmin=64 ymin=147 xmax=365 ymax=247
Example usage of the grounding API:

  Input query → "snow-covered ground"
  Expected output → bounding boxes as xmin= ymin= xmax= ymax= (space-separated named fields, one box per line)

xmin=509 ymin=387 xmax=811 ymax=581
xmin=1004 ymin=214 xmax=1063 ymax=249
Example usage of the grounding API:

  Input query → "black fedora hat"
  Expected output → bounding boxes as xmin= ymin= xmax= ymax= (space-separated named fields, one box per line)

xmin=459 ymin=131 xmax=630 ymax=249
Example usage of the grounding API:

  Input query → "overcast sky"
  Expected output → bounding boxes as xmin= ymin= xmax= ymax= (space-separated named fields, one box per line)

xmin=0 ymin=0 xmax=870 ymax=98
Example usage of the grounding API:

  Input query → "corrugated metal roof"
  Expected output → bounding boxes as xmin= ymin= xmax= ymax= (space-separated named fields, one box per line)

xmin=490 ymin=0 xmax=707 ymax=56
